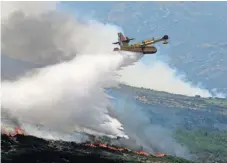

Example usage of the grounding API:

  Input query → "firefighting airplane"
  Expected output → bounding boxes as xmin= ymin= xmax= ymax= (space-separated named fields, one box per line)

xmin=113 ymin=32 xmax=169 ymax=54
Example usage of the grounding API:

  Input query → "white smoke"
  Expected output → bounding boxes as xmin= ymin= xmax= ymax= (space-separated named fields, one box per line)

xmin=118 ymin=58 xmax=225 ymax=98
xmin=1 ymin=1 xmax=142 ymax=140
xmin=1 ymin=53 xmax=141 ymax=139
xmin=1 ymin=1 xmax=57 ymax=19
xmin=1 ymin=1 xmax=123 ymax=65
xmin=110 ymin=99 xmax=193 ymax=159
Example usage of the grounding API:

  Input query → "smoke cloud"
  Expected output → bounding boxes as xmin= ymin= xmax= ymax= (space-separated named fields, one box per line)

xmin=1 ymin=1 xmax=142 ymax=139
xmin=1 ymin=1 xmax=122 ymax=65
xmin=108 ymin=95 xmax=193 ymax=160
xmin=118 ymin=59 xmax=226 ymax=98
xmin=1 ymin=1 xmax=56 ymax=19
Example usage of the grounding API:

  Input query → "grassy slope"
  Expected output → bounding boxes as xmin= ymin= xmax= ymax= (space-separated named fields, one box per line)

xmin=113 ymin=84 xmax=227 ymax=163
xmin=174 ymin=129 xmax=227 ymax=163
xmin=117 ymin=84 xmax=227 ymax=110
xmin=175 ymin=129 xmax=227 ymax=154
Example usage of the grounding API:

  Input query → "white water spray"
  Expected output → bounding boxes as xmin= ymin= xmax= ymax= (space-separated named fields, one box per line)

xmin=1 ymin=1 xmax=142 ymax=140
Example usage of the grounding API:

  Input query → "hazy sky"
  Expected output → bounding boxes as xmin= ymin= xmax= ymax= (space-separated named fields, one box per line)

xmin=2 ymin=1 xmax=227 ymax=94
xmin=59 ymin=1 xmax=227 ymax=65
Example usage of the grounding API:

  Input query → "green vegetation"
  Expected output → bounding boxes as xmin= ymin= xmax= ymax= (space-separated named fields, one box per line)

xmin=113 ymin=84 xmax=227 ymax=162
xmin=220 ymin=110 xmax=227 ymax=115
xmin=175 ymin=128 xmax=227 ymax=163
xmin=117 ymin=84 xmax=227 ymax=111
xmin=204 ymin=98 xmax=227 ymax=108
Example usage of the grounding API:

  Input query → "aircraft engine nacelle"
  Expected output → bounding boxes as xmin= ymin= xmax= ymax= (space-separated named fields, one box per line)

xmin=162 ymin=35 xmax=169 ymax=40
xmin=162 ymin=35 xmax=169 ymax=44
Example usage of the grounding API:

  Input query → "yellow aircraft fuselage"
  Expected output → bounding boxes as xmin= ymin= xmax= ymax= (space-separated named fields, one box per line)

xmin=113 ymin=33 xmax=168 ymax=54
xmin=115 ymin=45 xmax=157 ymax=54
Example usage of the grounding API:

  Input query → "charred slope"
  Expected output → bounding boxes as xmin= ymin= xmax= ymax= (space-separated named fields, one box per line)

xmin=1 ymin=134 xmax=194 ymax=163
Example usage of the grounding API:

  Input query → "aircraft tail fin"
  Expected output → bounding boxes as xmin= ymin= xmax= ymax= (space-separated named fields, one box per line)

xmin=112 ymin=32 xmax=134 ymax=46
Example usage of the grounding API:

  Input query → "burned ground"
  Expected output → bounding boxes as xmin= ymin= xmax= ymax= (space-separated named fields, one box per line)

xmin=1 ymin=134 xmax=194 ymax=163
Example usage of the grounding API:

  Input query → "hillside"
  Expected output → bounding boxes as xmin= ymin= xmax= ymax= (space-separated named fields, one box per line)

xmin=1 ymin=134 xmax=194 ymax=163
xmin=109 ymin=84 xmax=227 ymax=163
xmin=115 ymin=84 xmax=227 ymax=111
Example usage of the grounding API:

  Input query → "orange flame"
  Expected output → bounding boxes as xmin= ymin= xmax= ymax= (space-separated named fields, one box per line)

xmin=85 ymin=143 xmax=167 ymax=158
xmin=98 ymin=143 xmax=108 ymax=148
xmin=86 ymin=143 xmax=130 ymax=152
xmin=136 ymin=151 xmax=149 ymax=156
xmin=151 ymin=153 xmax=166 ymax=157
xmin=1 ymin=127 xmax=167 ymax=158
xmin=1 ymin=127 xmax=24 ymax=137
xmin=86 ymin=144 xmax=96 ymax=147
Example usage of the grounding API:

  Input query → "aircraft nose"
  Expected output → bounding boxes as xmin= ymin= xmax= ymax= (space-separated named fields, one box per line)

xmin=163 ymin=35 xmax=169 ymax=40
